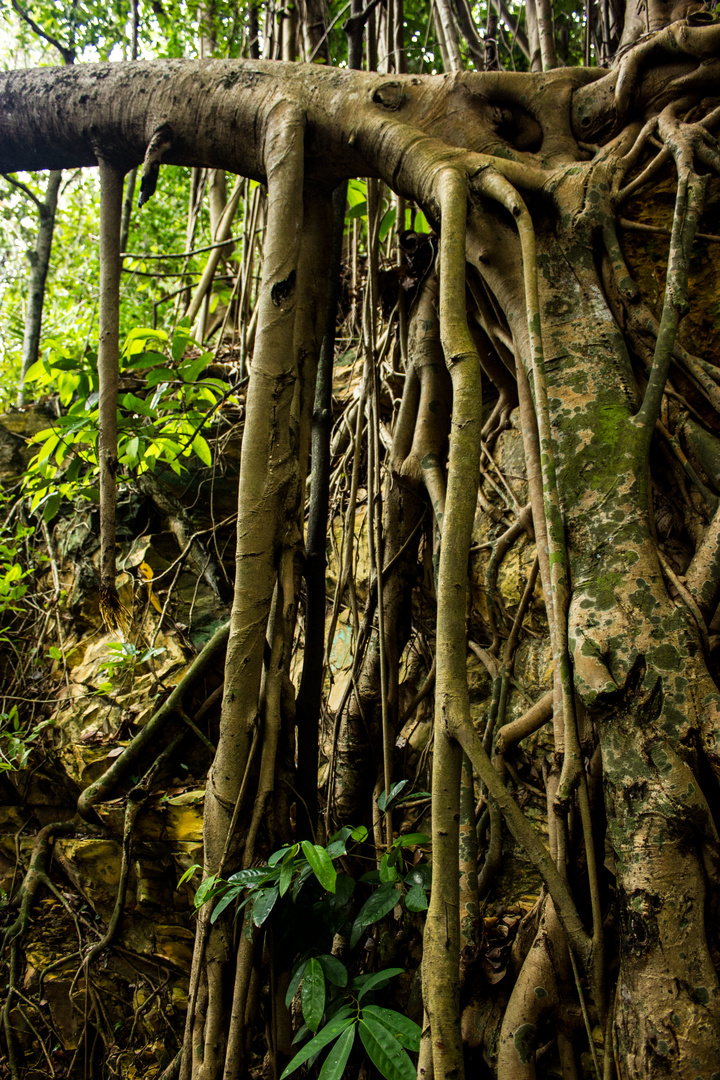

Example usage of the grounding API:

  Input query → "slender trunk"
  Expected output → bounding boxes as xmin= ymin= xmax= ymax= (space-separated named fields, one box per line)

xmin=96 ymin=159 xmax=123 ymax=620
xmin=16 ymin=170 xmax=61 ymax=407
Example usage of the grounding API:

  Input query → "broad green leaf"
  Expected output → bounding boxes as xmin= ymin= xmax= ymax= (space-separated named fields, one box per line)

xmin=35 ymin=432 xmax=60 ymax=463
xmin=252 ymin=886 xmax=279 ymax=927
xmin=122 ymin=349 xmax=167 ymax=370
xmin=123 ymin=436 xmax=140 ymax=464
xmin=43 ymin=493 xmax=61 ymax=522
xmin=317 ymin=954 xmax=348 ymax=987
xmin=404 ymin=864 xmax=431 ymax=889
xmin=301 ymin=840 xmax=337 ymax=893
xmin=146 ymin=369 xmax=171 ymax=387
xmin=350 ymin=883 xmax=400 ymax=948
xmin=172 ymin=329 xmax=193 ymax=362
xmin=394 ymin=833 xmax=430 ymax=848
xmin=228 ymin=866 xmax=277 ymax=888
xmin=210 ymin=887 xmax=241 ymax=924
xmin=318 ymin=1023 xmax=355 ymax=1080
xmin=192 ymin=434 xmax=212 ymax=467
xmin=347 ymin=200 xmax=368 ymax=219
xmin=355 ymin=968 xmax=404 ymax=1002
xmin=301 ymin=958 xmax=326 ymax=1033
xmin=123 ymin=327 xmax=168 ymax=354
xmin=325 ymin=873 xmax=355 ymax=910
xmin=346 ymin=179 xmax=366 ymax=207
xmin=24 ymin=358 xmax=49 ymax=383
xmin=379 ymin=855 xmax=398 ymax=883
xmin=378 ymin=780 xmax=408 ymax=813
xmin=279 ymin=850 xmax=295 ymax=897
xmin=180 ymin=353 xmax=211 ymax=382
xmin=58 ymin=370 xmax=80 ymax=406
xmin=415 ymin=210 xmax=431 ymax=233
xmin=404 ymin=884 xmax=428 ymax=912
xmin=291 ymin=1022 xmax=309 ymax=1046
xmin=359 ymin=1016 xmax=416 ymax=1080
xmin=350 ymin=825 xmax=368 ymax=842
xmin=268 ymin=844 xmax=297 ymax=867
xmin=279 ymin=1008 xmax=354 ymax=1080
xmin=193 ymin=874 xmax=219 ymax=909
xmin=121 ymin=392 xmax=154 ymax=417
xmin=324 ymin=839 xmax=346 ymax=859
xmin=362 ymin=1006 xmax=421 ymax=1052
xmin=285 ymin=958 xmax=308 ymax=1009
xmin=379 ymin=207 xmax=396 ymax=243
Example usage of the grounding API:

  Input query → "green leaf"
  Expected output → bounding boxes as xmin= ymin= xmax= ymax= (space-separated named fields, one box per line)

xmin=47 ymin=646 xmax=62 ymax=660
xmin=378 ymin=780 xmax=408 ymax=813
xmin=171 ymin=328 xmax=193 ymax=362
xmin=359 ymin=1015 xmax=416 ymax=1080
xmin=404 ymin=864 xmax=431 ymax=890
xmin=301 ymin=958 xmax=326 ymax=1033
xmin=291 ymin=863 xmax=314 ymax=902
xmin=379 ymin=207 xmax=396 ymax=243
xmin=177 ymin=864 xmax=202 ymax=889
xmin=210 ymin=887 xmax=242 ymax=924
xmin=414 ymin=210 xmax=431 ymax=233
xmin=24 ymin=358 xmax=50 ymax=383
xmin=317 ymin=954 xmax=348 ymax=987
xmin=318 ymin=1023 xmax=355 ymax=1080
xmin=180 ymin=353 xmax=211 ymax=382
xmin=123 ymin=327 xmax=168 ymax=356
xmin=123 ymin=436 xmax=140 ymax=465
xmin=279 ymin=850 xmax=295 ymax=897
xmin=122 ymin=349 xmax=167 ymax=370
xmin=228 ymin=866 xmax=277 ymax=888
xmin=194 ymin=874 xmax=219 ymax=909
xmin=346 ymin=179 xmax=366 ymax=207
xmin=394 ymin=833 xmax=430 ymax=849
xmin=146 ymin=369 xmax=171 ymax=388
xmin=404 ymin=884 xmax=428 ymax=911
xmin=43 ymin=493 xmax=61 ymax=522
xmin=192 ymin=434 xmax=212 ymax=467
xmin=285 ymin=958 xmax=309 ymax=1009
xmin=326 ymin=873 xmax=355 ymax=910
xmin=268 ymin=844 xmax=297 ymax=867
xmin=379 ymin=854 xmax=398 ymax=883
xmin=362 ymin=1006 xmax=421 ymax=1053
xmin=355 ymin=967 xmax=404 ymax=1002
xmin=350 ymin=883 xmax=400 ymax=948
xmin=279 ymin=1009 xmax=354 ymax=1080
xmin=252 ymin=886 xmax=279 ymax=927
xmin=35 ymin=432 xmax=60 ymax=463
xmin=347 ymin=200 xmax=368 ymax=220
xmin=121 ymin=392 xmax=154 ymax=417
xmin=301 ymin=840 xmax=337 ymax=893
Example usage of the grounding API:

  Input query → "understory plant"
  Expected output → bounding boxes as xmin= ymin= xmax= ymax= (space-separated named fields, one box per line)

xmin=181 ymin=823 xmax=430 ymax=1080
xmin=23 ymin=323 xmax=231 ymax=521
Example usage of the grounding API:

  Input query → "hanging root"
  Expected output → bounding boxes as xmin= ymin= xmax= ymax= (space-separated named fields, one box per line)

xmin=424 ymin=163 xmax=484 ymax=1080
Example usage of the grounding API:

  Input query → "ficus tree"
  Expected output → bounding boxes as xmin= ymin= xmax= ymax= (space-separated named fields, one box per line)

xmin=3 ymin=0 xmax=720 ymax=1079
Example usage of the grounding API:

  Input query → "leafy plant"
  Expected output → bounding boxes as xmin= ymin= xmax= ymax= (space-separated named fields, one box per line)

xmin=94 ymin=640 xmax=166 ymax=693
xmin=0 ymin=705 xmax=51 ymax=772
xmin=22 ymin=324 xmax=233 ymax=522
xmin=280 ymin=973 xmax=421 ymax=1080
xmin=179 ymin=824 xmax=430 ymax=1080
